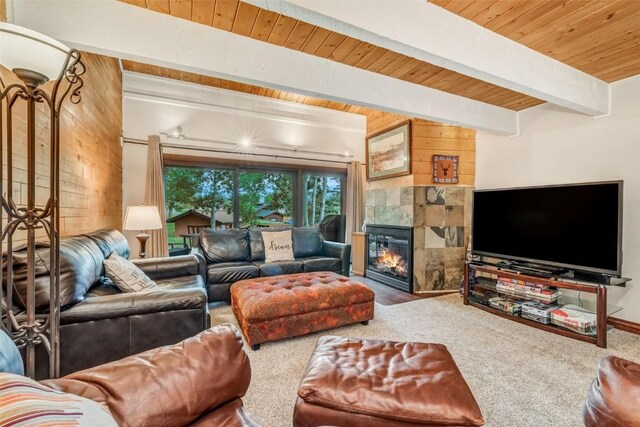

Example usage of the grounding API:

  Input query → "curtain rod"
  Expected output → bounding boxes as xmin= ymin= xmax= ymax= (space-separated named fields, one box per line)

xmin=161 ymin=133 xmax=354 ymax=159
xmin=123 ymin=138 xmax=355 ymax=165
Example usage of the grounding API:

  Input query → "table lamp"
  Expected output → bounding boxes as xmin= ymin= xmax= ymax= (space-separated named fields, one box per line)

xmin=123 ymin=205 xmax=163 ymax=258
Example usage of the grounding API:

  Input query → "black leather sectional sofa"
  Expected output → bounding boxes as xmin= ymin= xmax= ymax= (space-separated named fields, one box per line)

xmin=3 ymin=227 xmax=349 ymax=377
xmin=5 ymin=229 xmax=209 ymax=379
xmin=191 ymin=227 xmax=351 ymax=302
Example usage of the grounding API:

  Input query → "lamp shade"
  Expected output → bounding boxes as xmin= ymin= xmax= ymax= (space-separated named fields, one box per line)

xmin=123 ymin=206 xmax=163 ymax=231
xmin=0 ymin=22 xmax=70 ymax=81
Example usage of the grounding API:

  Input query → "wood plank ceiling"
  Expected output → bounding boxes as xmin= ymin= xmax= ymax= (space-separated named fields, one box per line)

xmin=431 ymin=0 xmax=640 ymax=83
xmin=123 ymin=59 xmax=434 ymax=134
xmin=119 ymin=0 xmax=544 ymax=110
xmin=120 ymin=0 xmax=640 ymax=112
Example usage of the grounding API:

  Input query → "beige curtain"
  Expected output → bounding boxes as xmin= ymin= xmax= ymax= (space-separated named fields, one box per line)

xmin=345 ymin=161 xmax=365 ymax=244
xmin=144 ymin=135 xmax=169 ymax=258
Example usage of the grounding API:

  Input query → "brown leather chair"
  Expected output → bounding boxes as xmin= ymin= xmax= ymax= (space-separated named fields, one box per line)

xmin=42 ymin=324 xmax=261 ymax=427
xmin=583 ymin=355 xmax=640 ymax=427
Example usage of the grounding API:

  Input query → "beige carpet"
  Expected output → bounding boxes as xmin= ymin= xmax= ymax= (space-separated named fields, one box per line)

xmin=209 ymin=294 xmax=640 ymax=427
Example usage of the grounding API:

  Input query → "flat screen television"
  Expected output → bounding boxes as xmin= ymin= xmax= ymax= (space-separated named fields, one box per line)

xmin=472 ymin=181 xmax=623 ymax=276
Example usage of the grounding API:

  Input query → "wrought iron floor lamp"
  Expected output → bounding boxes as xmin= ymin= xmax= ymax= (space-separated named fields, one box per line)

xmin=0 ymin=22 xmax=85 ymax=379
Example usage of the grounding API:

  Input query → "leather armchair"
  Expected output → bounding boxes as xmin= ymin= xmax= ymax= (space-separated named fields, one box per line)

xmin=1 ymin=326 xmax=261 ymax=427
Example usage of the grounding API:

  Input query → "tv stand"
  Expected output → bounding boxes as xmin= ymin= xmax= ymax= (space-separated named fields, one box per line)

xmin=464 ymin=261 xmax=629 ymax=348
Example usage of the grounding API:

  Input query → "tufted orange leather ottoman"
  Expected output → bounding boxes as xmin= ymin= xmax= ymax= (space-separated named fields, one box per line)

xmin=294 ymin=336 xmax=485 ymax=427
xmin=230 ymin=272 xmax=374 ymax=350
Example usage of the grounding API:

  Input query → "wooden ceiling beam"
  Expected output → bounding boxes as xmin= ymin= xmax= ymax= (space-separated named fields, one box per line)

xmin=250 ymin=0 xmax=611 ymax=116
xmin=12 ymin=0 xmax=518 ymax=134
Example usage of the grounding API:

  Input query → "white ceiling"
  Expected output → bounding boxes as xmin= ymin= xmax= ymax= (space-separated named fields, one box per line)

xmin=123 ymin=72 xmax=367 ymax=165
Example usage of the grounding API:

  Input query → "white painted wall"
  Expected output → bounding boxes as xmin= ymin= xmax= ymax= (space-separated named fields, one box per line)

xmin=123 ymin=72 xmax=366 ymax=164
xmin=121 ymin=72 xmax=367 ymax=255
xmin=122 ymin=143 xmax=148 ymax=256
xmin=476 ymin=76 xmax=640 ymax=322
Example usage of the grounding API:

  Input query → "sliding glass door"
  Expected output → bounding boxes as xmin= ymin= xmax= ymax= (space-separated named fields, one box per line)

xmin=164 ymin=167 xmax=235 ymax=246
xmin=164 ymin=165 xmax=344 ymax=238
xmin=302 ymin=174 xmax=344 ymax=227
xmin=239 ymin=171 xmax=293 ymax=228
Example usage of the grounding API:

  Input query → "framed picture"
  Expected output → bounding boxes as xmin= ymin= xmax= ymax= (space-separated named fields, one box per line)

xmin=433 ymin=155 xmax=459 ymax=184
xmin=366 ymin=121 xmax=411 ymax=181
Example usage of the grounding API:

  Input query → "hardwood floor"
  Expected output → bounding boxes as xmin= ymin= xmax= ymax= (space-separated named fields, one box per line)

xmin=209 ymin=275 xmax=457 ymax=310
xmin=349 ymin=275 xmax=457 ymax=306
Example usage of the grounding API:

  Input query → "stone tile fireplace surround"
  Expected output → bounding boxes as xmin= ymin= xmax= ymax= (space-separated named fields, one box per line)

xmin=365 ymin=186 xmax=472 ymax=293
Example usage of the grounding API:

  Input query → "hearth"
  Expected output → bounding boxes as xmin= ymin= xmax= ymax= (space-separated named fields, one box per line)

xmin=366 ymin=224 xmax=413 ymax=293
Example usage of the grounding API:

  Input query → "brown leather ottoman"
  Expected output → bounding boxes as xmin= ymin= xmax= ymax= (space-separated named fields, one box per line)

xmin=231 ymin=272 xmax=374 ymax=350
xmin=583 ymin=356 xmax=640 ymax=427
xmin=294 ymin=336 xmax=484 ymax=427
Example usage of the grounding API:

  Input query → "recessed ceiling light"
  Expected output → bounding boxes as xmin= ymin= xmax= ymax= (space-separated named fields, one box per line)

xmin=241 ymin=138 xmax=251 ymax=147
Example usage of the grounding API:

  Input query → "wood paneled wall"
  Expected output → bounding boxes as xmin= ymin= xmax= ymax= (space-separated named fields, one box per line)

xmin=411 ymin=120 xmax=475 ymax=186
xmin=0 ymin=0 xmax=7 ymax=22
xmin=58 ymin=53 xmax=123 ymax=234
xmin=2 ymin=52 xmax=123 ymax=242
xmin=365 ymin=111 xmax=476 ymax=189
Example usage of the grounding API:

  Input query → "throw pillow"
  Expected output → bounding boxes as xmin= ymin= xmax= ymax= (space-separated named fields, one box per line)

xmin=103 ymin=252 xmax=159 ymax=293
xmin=0 ymin=373 xmax=117 ymax=427
xmin=262 ymin=230 xmax=295 ymax=263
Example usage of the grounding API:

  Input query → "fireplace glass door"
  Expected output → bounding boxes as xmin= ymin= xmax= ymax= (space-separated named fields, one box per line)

xmin=368 ymin=233 xmax=409 ymax=279
xmin=366 ymin=225 xmax=413 ymax=292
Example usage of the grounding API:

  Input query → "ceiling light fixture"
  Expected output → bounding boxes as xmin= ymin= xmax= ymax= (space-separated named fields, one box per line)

xmin=171 ymin=125 xmax=183 ymax=139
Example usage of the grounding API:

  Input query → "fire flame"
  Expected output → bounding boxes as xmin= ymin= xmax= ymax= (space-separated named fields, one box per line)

xmin=375 ymin=248 xmax=407 ymax=277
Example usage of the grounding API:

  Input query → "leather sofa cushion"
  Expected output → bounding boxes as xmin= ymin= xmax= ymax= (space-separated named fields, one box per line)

xmin=298 ymin=256 xmax=342 ymax=272
xmin=297 ymin=336 xmax=484 ymax=426
xmin=583 ymin=356 xmax=640 ymax=427
xmin=156 ymin=275 xmax=205 ymax=291
xmin=207 ymin=262 xmax=259 ymax=285
xmin=7 ymin=236 xmax=104 ymax=311
xmin=42 ymin=325 xmax=252 ymax=427
xmin=85 ymin=278 xmax=121 ymax=297
xmin=253 ymin=260 xmax=304 ymax=276
xmin=200 ymin=229 xmax=250 ymax=263
xmin=85 ymin=229 xmax=130 ymax=260
xmin=85 ymin=274 xmax=204 ymax=297
xmin=292 ymin=227 xmax=323 ymax=258
xmin=133 ymin=255 xmax=201 ymax=280
xmin=248 ymin=228 xmax=265 ymax=261
xmin=59 ymin=288 xmax=207 ymax=324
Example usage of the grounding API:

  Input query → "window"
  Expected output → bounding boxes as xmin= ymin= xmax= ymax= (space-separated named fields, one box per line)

xmin=239 ymin=171 xmax=293 ymax=228
xmin=302 ymin=174 xmax=343 ymax=227
xmin=164 ymin=167 xmax=234 ymax=245
xmin=164 ymin=165 xmax=344 ymax=240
